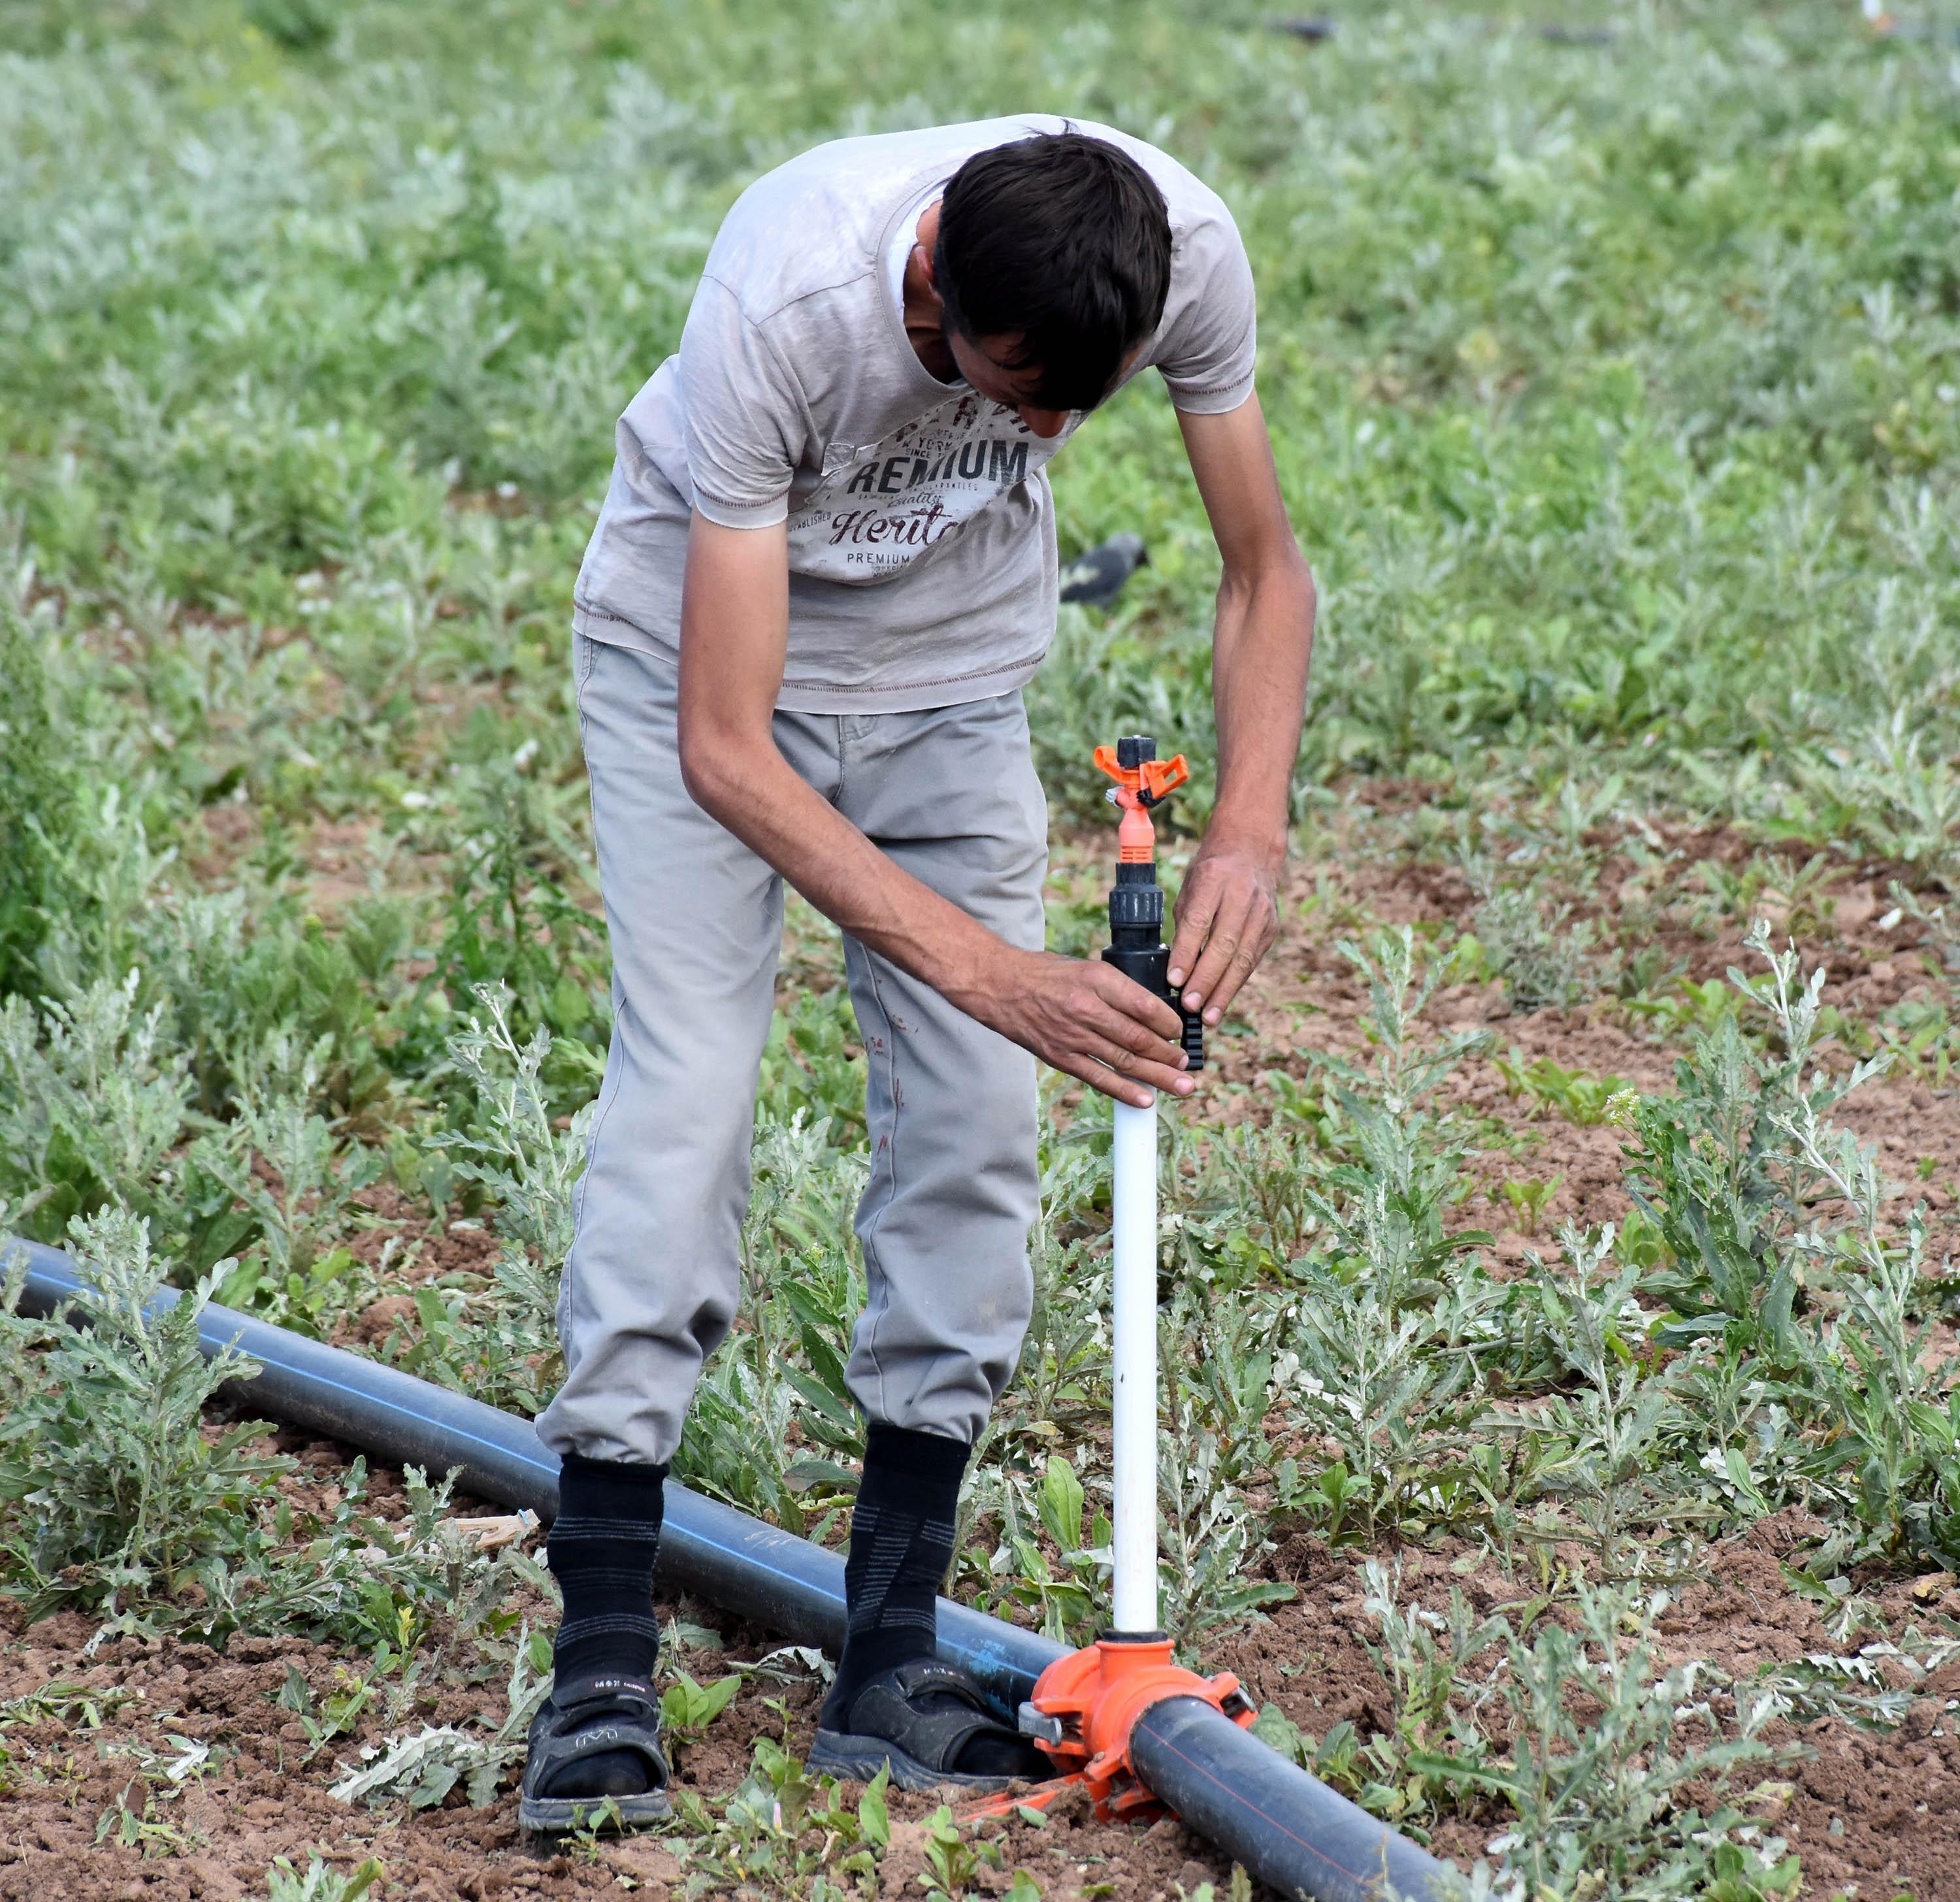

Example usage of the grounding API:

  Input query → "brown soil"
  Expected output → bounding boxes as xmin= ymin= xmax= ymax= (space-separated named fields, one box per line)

xmin=0 ymin=1457 xmax=1247 ymax=1902
xmin=1203 ymin=812 xmax=1960 ymax=1264
xmin=7 ymin=798 xmax=1957 ymax=1899
xmin=1211 ymin=1516 xmax=1960 ymax=1900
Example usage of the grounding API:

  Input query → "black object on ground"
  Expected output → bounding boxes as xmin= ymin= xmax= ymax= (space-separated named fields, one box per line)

xmin=520 ymin=1686 xmax=672 ymax=1833
xmin=1058 ymin=532 xmax=1148 ymax=608
xmin=811 ymin=1658 xmax=1037 ymax=1792
xmin=1270 ymin=16 xmax=1337 ymax=41
xmin=9 ymin=1236 xmax=1458 ymax=1901
xmin=1270 ymin=16 xmax=1618 ymax=46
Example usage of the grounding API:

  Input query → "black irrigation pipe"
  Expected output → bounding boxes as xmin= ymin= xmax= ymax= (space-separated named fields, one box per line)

xmin=10 ymin=1237 xmax=1456 ymax=1902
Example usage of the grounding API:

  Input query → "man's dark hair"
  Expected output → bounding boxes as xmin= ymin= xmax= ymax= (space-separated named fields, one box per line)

xmin=933 ymin=131 xmax=1172 ymax=414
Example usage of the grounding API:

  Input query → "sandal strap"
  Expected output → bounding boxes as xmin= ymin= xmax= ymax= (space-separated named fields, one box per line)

xmin=885 ymin=1659 xmax=994 ymax=1710
xmin=842 ymin=1659 xmax=1017 ymax=1769
xmin=527 ymin=1686 xmax=670 ymax=1790
xmin=552 ymin=1672 xmax=657 ymax=1711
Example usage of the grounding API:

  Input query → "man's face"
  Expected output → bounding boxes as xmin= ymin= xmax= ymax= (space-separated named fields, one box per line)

xmin=945 ymin=329 xmax=1073 ymax=439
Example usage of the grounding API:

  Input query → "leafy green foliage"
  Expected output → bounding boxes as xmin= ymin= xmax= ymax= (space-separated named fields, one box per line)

xmin=329 ymin=1628 xmax=551 ymax=1811
xmin=661 ymin=1669 xmax=742 ymax=1760
xmin=662 ymin=1743 xmax=893 ymax=1899
xmin=407 ymin=763 xmax=610 ymax=1112
xmin=1493 ymin=1052 xmax=1635 ymax=1128
xmin=1774 ymin=1095 xmax=1960 ymax=1571
xmin=1484 ymin=1585 xmax=1799 ymax=1901
xmin=1497 ymin=1234 xmax=1709 ymax=1575
xmin=1465 ymin=884 xmax=1614 ymax=1015
xmin=5 ymin=3 xmax=1960 ymax=1887
xmin=0 ymin=1213 xmax=513 ymax=1648
xmin=0 ymin=608 xmax=71 ymax=996
xmin=262 ymin=1857 xmax=386 ymax=1902
xmin=391 ymin=985 xmax=591 ymax=1411
xmin=189 ymin=1030 xmax=387 ymax=1321
xmin=917 ymin=1800 xmax=1035 ymax=1901
xmin=1257 ymin=932 xmax=1505 ymax=1545
xmin=278 ymin=1662 xmax=380 ymax=1762
xmin=1625 ymin=936 xmax=1854 ymax=1360
xmin=0 ymin=1211 xmax=283 ymax=1617
xmin=1028 ymin=610 xmax=1219 ymax=831
xmin=0 ymin=973 xmax=198 ymax=1245
xmin=1499 ymin=1174 xmax=1561 ymax=1236
xmin=1266 ymin=1571 xmax=1799 ymax=1899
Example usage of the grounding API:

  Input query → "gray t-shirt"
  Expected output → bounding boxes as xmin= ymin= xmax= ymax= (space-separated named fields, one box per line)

xmin=573 ymin=116 xmax=1258 ymax=713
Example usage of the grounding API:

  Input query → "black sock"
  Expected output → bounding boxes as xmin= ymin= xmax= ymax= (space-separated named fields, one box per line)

xmin=825 ymin=1425 xmax=1044 ymax=1778
xmin=825 ymin=1422 xmax=968 ymax=1728
xmin=541 ymin=1454 xmax=667 ymax=1797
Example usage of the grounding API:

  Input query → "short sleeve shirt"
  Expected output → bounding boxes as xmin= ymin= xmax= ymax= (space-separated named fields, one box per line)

xmin=574 ymin=116 xmax=1258 ymax=713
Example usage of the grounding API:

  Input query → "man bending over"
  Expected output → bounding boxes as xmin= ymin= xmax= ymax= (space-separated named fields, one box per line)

xmin=521 ymin=118 xmax=1315 ymax=1831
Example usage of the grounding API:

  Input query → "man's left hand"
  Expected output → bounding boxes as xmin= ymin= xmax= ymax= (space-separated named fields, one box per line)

xmin=1166 ymin=843 xmax=1282 ymax=1028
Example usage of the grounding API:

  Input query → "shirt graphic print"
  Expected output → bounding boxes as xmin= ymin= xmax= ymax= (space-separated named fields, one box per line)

xmin=790 ymin=393 xmax=1076 ymax=585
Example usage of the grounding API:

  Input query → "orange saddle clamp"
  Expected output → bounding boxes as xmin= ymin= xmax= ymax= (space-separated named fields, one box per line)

xmin=981 ymin=1637 xmax=1254 ymax=1824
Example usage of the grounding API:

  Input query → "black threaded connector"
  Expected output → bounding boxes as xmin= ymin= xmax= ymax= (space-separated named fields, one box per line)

xmin=1102 ymin=936 xmax=1205 ymax=1073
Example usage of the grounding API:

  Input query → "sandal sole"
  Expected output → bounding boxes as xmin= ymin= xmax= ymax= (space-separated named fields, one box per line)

xmin=808 ymin=1728 xmax=1021 ymax=1794
xmin=519 ymin=1788 xmax=672 ymax=1835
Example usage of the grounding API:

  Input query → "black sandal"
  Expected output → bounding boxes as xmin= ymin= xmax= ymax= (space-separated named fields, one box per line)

xmin=519 ymin=1678 xmax=672 ymax=1833
xmin=808 ymin=1658 xmax=1049 ymax=1792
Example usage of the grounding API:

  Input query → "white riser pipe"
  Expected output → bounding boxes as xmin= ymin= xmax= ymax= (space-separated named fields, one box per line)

xmin=1110 ymin=1096 xmax=1159 ymax=1634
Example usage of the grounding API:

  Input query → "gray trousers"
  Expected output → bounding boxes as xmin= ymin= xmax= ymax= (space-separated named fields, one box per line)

xmin=536 ymin=635 xmax=1047 ymax=1466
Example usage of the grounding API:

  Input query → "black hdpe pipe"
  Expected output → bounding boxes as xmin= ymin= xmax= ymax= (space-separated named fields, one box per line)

xmin=9 ymin=1237 xmax=1454 ymax=1902
xmin=3 ymin=1241 xmax=1047 ymax=1704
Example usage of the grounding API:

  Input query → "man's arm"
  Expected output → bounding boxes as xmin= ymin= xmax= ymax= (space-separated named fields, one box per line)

xmin=676 ymin=512 xmax=1194 ymax=1107
xmin=1165 ymin=393 xmax=1316 ymax=1026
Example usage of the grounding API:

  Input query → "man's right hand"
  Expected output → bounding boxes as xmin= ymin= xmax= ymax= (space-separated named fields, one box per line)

xmin=958 ymin=949 xmax=1194 ymax=1109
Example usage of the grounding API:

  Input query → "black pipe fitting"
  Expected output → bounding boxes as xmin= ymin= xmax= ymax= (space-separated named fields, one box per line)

xmin=1103 ymin=926 xmax=1205 ymax=1070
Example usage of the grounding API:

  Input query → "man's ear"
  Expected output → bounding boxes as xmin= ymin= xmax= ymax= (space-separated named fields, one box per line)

xmin=915 ymin=200 xmax=943 ymax=291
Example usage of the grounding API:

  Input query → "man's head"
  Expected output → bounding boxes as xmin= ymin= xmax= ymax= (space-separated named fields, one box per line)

xmin=931 ymin=131 xmax=1172 ymax=431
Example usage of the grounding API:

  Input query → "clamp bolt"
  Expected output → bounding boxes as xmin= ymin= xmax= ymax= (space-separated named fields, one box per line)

xmin=1018 ymin=1703 xmax=1066 ymax=1746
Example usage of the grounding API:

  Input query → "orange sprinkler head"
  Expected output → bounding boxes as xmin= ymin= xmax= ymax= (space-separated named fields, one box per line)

xmin=1094 ymin=737 xmax=1190 ymax=866
xmin=1092 ymin=744 xmax=1190 ymax=812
